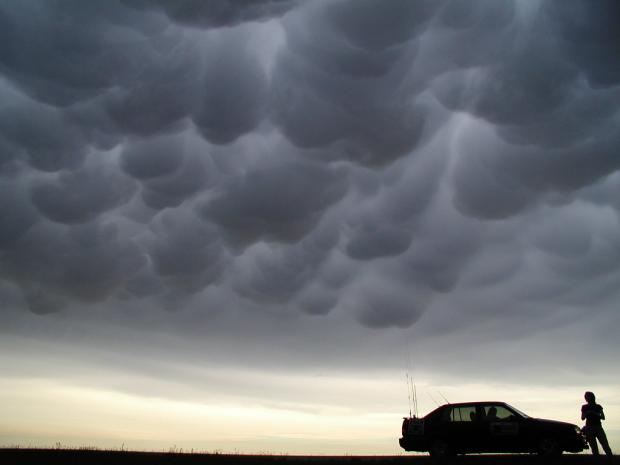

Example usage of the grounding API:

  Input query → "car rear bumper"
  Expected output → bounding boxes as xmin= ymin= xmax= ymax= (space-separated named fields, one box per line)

xmin=399 ymin=436 xmax=429 ymax=452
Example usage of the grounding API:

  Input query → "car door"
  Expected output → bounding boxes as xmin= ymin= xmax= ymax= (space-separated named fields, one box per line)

xmin=446 ymin=405 xmax=484 ymax=453
xmin=483 ymin=404 xmax=521 ymax=452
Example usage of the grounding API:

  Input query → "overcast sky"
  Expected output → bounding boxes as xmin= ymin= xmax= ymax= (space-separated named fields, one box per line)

xmin=1 ymin=0 xmax=619 ymax=455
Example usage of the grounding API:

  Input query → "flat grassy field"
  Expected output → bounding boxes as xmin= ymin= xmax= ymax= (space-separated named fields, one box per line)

xmin=0 ymin=449 xmax=616 ymax=465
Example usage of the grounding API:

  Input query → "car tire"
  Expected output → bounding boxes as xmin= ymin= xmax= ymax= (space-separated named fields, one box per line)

xmin=538 ymin=437 xmax=562 ymax=457
xmin=429 ymin=439 xmax=453 ymax=458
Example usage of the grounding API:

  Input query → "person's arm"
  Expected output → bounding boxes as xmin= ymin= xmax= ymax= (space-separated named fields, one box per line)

xmin=600 ymin=407 xmax=605 ymax=421
xmin=581 ymin=406 xmax=586 ymax=421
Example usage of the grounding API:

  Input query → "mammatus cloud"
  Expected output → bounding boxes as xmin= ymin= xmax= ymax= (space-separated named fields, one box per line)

xmin=0 ymin=0 xmax=619 ymax=335
xmin=123 ymin=0 xmax=299 ymax=29
xmin=271 ymin=0 xmax=441 ymax=166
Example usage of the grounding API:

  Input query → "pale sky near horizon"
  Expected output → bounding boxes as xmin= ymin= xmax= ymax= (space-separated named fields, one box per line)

xmin=1 ymin=0 xmax=619 ymax=455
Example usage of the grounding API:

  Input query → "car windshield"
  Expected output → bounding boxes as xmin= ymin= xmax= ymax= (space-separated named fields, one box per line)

xmin=505 ymin=404 xmax=530 ymax=419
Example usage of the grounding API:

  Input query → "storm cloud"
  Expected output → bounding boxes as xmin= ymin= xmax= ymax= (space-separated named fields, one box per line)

xmin=0 ymin=0 xmax=619 ymax=382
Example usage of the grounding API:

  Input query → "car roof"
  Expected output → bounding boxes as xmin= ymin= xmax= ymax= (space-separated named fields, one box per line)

xmin=425 ymin=401 xmax=510 ymax=416
xmin=442 ymin=401 xmax=508 ymax=407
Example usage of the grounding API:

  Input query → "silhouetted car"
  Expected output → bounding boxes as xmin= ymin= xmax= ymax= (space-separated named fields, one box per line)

xmin=399 ymin=401 xmax=587 ymax=458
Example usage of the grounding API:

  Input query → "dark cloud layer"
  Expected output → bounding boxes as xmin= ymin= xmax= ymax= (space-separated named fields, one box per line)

xmin=124 ymin=0 xmax=298 ymax=29
xmin=0 ymin=0 xmax=619 ymax=345
xmin=271 ymin=0 xmax=441 ymax=166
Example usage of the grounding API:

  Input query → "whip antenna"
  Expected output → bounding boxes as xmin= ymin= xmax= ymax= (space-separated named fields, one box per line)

xmin=410 ymin=375 xmax=415 ymax=417
xmin=406 ymin=374 xmax=412 ymax=418
xmin=428 ymin=392 xmax=439 ymax=407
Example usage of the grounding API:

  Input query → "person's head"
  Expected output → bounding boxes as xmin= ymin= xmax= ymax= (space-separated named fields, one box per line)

xmin=584 ymin=391 xmax=596 ymax=403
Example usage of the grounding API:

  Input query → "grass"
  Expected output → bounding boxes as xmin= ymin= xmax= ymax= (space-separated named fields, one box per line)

xmin=0 ymin=447 xmax=617 ymax=465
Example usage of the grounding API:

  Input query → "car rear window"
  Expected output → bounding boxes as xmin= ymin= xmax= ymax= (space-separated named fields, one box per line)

xmin=446 ymin=406 xmax=477 ymax=422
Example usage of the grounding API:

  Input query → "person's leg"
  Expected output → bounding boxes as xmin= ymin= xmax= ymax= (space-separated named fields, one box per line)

xmin=585 ymin=427 xmax=600 ymax=455
xmin=596 ymin=428 xmax=613 ymax=456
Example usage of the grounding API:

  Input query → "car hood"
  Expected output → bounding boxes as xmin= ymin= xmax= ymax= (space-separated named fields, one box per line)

xmin=528 ymin=418 xmax=578 ymax=429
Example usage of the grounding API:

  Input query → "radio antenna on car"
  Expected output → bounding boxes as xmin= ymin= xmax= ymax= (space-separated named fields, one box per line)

xmin=428 ymin=392 xmax=440 ymax=407
xmin=406 ymin=373 xmax=413 ymax=418
xmin=438 ymin=391 xmax=450 ymax=405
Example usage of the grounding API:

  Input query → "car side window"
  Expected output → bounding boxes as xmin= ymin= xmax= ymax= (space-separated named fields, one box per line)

xmin=450 ymin=406 xmax=477 ymax=422
xmin=484 ymin=405 xmax=514 ymax=421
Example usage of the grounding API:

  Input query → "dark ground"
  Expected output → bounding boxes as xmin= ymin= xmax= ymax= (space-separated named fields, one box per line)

xmin=0 ymin=449 xmax=617 ymax=465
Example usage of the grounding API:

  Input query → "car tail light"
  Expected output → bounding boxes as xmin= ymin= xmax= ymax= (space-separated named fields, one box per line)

xmin=402 ymin=418 xmax=409 ymax=436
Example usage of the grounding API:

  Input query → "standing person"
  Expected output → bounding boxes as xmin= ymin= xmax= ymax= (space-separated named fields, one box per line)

xmin=581 ymin=391 xmax=613 ymax=457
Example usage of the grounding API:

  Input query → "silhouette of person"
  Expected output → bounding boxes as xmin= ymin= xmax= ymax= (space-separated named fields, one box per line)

xmin=581 ymin=391 xmax=612 ymax=457
xmin=486 ymin=406 xmax=498 ymax=421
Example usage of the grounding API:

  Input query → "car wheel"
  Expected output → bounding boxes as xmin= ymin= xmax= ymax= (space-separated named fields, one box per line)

xmin=429 ymin=439 xmax=453 ymax=458
xmin=538 ymin=438 xmax=562 ymax=457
